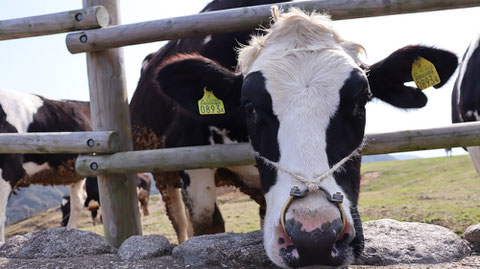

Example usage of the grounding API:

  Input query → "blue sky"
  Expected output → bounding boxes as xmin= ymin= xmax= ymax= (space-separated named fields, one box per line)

xmin=1 ymin=1 xmax=479 ymax=158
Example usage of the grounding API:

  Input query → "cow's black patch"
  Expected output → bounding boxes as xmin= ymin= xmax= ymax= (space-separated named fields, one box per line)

xmin=84 ymin=177 xmax=100 ymax=207
xmin=454 ymin=43 xmax=480 ymax=123
xmin=179 ymin=171 xmax=191 ymax=189
xmin=0 ymin=105 xmax=25 ymax=189
xmin=241 ymin=71 xmax=280 ymax=194
xmin=326 ymin=70 xmax=369 ymax=203
xmin=284 ymin=218 xmax=344 ymax=267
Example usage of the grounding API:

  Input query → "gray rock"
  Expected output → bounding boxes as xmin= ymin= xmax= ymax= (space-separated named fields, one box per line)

xmin=356 ymin=219 xmax=471 ymax=265
xmin=463 ymin=223 xmax=480 ymax=252
xmin=172 ymin=230 xmax=275 ymax=268
xmin=118 ymin=234 xmax=173 ymax=260
xmin=0 ymin=234 xmax=33 ymax=258
xmin=0 ymin=228 xmax=116 ymax=259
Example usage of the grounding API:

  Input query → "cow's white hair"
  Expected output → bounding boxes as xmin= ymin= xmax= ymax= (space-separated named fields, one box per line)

xmin=237 ymin=7 xmax=365 ymax=74
xmin=0 ymin=88 xmax=43 ymax=133
xmin=237 ymin=7 xmax=366 ymax=267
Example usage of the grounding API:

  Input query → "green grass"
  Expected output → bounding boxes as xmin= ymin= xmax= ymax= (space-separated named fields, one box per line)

xmin=359 ymin=155 xmax=480 ymax=234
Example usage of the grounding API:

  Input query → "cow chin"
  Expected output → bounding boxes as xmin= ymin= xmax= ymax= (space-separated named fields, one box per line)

xmin=263 ymin=189 xmax=357 ymax=268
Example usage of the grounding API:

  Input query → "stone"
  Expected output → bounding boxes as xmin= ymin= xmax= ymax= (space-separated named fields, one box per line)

xmin=463 ymin=223 xmax=480 ymax=252
xmin=118 ymin=234 xmax=173 ymax=260
xmin=356 ymin=219 xmax=471 ymax=265
xmin=0 ymin=228 xmax=116 ymax=259
xmin=172 ymin=230 xmax=275 ymax=268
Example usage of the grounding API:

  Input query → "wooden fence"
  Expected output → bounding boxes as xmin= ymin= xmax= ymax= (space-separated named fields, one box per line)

xmin=1 ymin=0 xmax=480 ymax=247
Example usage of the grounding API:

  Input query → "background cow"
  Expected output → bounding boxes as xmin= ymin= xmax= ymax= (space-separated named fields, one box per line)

xmin=60 ymin=173 xmax=151 ymax=227
xmin=131 ymin=0 xmax=290 ymax=243
xmin=452 ymin=33 xmax=480 ymax=174
xmin=0 ymin=89 xmax=92 ymax=242
xmin=155 ymin=7 xmax=458 ymax=267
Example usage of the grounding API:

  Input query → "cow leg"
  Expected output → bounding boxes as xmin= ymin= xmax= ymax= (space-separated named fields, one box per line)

xmin=67 ymin=179 xmax=85 ymax=228
xmin=153 ymin=172 xmax=191 ymax=243
xmin=182 ymin=168 xmax=225 ymax=235
xmin=215 ymin=166 xmax=266 ymax=228
xmin=0 ymin=178 xmax=11 ymax=242
xmin=467 ymin=146 xmax=480 ymax=176
xmin=138 ymin=188 xmax=150 ymax=216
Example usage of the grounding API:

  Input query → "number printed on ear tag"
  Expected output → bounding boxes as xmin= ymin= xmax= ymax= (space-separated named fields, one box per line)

xmin=411 ymin=57 xmax=441 ymax=90
xmin=198 ymin=87 xmax=225 ymax=115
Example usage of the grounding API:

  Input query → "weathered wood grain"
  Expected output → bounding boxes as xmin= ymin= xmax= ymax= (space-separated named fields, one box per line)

xmin=0 ymin=131 xmax=119 ymax=154
xmin=66 ymin=0 xmax=480 ymax=53
xmin=83 ymin=0 xmax=141 ymax=248
xmin=0 ymin=5 xmax=108 ymax=40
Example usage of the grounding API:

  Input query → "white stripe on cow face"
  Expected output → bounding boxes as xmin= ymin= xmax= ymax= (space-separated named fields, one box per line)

xmin=258 ymin=51 xmax=358 ymax=266
xmin=0 ymin=88 xmax=44 ymax=133
xmin=0 ymin=174 xmax=11 ymax=242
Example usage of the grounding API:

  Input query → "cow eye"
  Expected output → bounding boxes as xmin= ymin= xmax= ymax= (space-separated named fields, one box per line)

xmin=244 ymin=102 xmax=256 ymax=115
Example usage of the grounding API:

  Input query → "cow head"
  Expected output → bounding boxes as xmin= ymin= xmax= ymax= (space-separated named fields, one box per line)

xmin=156 ymin=8 xmax=457 ymax=267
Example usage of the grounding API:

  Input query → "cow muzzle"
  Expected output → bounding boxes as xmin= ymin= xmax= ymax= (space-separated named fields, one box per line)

xmin=279 ymin=186 xmax=354 ymax=267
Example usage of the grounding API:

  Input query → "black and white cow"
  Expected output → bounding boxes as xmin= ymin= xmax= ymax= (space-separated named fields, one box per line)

xmin=0 ymin=89 xmax=92 ymax=242
xmin=452 ymin=34 xmax=480 ymax=174
xmin=148 ymin=7 xmax=458 ymax=267
xmin=60 ymin=174 xmax=151 ymax=227
xmin=131 ymin=0 xmax=289 ymax=243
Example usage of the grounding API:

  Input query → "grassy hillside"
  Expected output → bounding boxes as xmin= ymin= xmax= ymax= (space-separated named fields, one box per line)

xmin=6 ymin=155 xmax=480 ymax=242
xmin=359 ymin=155 xmax=480 ymax=234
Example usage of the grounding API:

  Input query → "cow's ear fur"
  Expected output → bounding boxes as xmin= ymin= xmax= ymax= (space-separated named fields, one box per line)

xmin=156 ymin=54 xmax=243 ymax=117
xmin=367 ymin=45 xmax=458 ymax=109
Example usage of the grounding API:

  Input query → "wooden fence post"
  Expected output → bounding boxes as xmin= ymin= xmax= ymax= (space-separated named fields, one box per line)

xmin=83 ymin=0 xmax=141 ymax=247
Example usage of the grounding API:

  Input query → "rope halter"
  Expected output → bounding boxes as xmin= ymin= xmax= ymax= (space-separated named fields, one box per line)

xmin=253 ymin=137 xmax=368 ymax=240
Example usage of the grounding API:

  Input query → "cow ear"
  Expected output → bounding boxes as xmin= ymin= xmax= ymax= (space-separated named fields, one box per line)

xmin=156 ymin=54 xmax=243 ymax=118
xmin=367 ymin=45 xmax=458 ymax=109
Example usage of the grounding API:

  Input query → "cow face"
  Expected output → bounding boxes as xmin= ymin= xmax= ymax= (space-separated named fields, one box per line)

xmin=157 ymin=8 xmax=457 ymax=268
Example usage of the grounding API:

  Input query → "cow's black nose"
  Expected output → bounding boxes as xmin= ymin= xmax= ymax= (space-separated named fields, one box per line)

xmin=285 ymin=217 xmax=345 ymax=267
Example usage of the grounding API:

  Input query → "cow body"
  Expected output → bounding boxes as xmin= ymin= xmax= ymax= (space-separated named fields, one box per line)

xmin=0 ymin=88 xmax=92 ymax=241
xmin=131 ymin=0 xmax=289 ymax=242
xmin=452 ymin=34 xmax=480 ymax=174
xmin=152 ymin=6 xmax=457 ymax=267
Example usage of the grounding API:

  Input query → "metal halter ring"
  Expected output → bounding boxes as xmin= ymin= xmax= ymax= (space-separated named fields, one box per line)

xmin=280 ymin=186 xmax=347 ymax=240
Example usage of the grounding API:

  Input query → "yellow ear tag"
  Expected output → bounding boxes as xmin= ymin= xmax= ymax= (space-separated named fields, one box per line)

xmin=411 ymin=57 xmax=441 ymax=90
xmin=198 ymin=87 xmax=225 ymax=115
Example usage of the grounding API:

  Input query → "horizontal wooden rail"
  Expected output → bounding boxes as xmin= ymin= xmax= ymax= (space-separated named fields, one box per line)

xmin=76 ymin=143 xmax=255 ymax=176
xmin=66 ymin=0 xmax=480 ymax=53
xmin=0 ymin=5 xmax=109 ymax=41
xmin=364 ymin=121 xmax=480 ymax=155
xmin=76 ymin=122 xmax=480 ymax=176
xmin=0 ymin=131 xmax=120 ymax=154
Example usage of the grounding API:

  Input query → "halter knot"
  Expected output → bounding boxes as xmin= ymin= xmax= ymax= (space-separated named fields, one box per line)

xmin=307 ymin=183 xmax=319 ymax=192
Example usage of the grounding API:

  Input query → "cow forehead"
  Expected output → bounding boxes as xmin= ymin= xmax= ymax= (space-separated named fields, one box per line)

xmin=251 ymin=50 xmax=360 ymax=118
xmin=238 ymin=8 xmax=365 ymax=118
xmin=237 ymin=8 xmax=365 ymax=75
